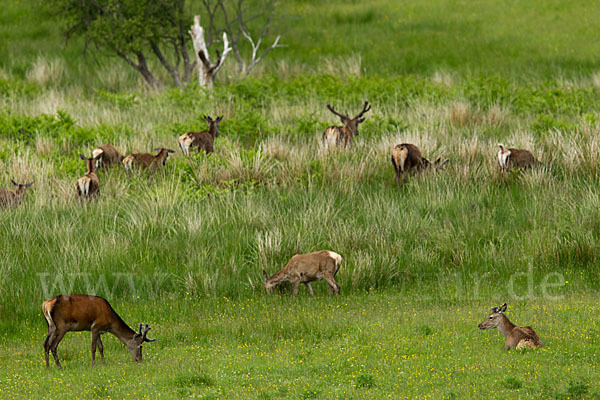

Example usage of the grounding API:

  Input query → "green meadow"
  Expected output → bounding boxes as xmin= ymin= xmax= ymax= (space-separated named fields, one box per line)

xmin=1 ymin=0 xmax=600 ymax=398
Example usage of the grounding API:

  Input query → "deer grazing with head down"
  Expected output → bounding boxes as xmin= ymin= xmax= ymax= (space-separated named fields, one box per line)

xmin=497 ymin=144 xmax=538 ymax=172
xmin=478 ymin=303 xmax=543 ymax=350
xmin=92 ymin=144 xmax=125 ymax=170
xmin=77 ymin=154 xmax=101 ymax=200
xmin=42 ymin=294 xmax=156 ymax=368
xmin=323 ymin=101 xmax=371 ymax=149
xmin=391 ymin=143 xmax=449 ymax=185
xmin=0 ymin=179 xmax=33 ymax=208
xmin=122 ymin=148 xmax=175 ymax=174
xmin=263 ymin=250 xmax=342 ymax=297
xmin=178 ymin=115 xmax=223 ymax=155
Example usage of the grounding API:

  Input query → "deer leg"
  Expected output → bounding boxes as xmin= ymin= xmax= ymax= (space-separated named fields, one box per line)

xmin=44 ymin=328 xmax=56 ymax=367
xmin=324 ymin=275 xmax=340 ymax=295
xmin=50 ymin=330 xmax=67 ymax=368
xmin=96 ymin=335 xmax=105 ymax=363
xmin=91 ymin=330 xmax=100 ymax=366
xmin=303 ymin=282 xmax=314 ymax=297
xmin=292 ymin=281 xmax=300 ymax=297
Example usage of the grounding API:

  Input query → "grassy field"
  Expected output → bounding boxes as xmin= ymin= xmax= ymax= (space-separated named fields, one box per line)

xmin=1 ymin=0 xmax=600 ymax=398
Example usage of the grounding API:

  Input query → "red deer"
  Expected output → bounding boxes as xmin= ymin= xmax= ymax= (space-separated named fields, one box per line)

xmin=497 ymin=144 xmax=537 ymax=172
xmin=391 ymin=143 xmax=449 ymax=185
xmin=323 ymin=101 xmax=371 ymax=149
xmin=77 ymin=154 xmax=101 ymax=200
xmin=178 ymin=115 xmax=223 ymax=155
xmin=478 ymin=303 xmax=543 ymax=350
xmin=263 ymin=250 xmax=342 ymax=297
xmin=42 ymin=294 xmax=156 ymax=368
xmin=0 ymin=179 xmax=33 ymax=207
xmin=123 ymin=148 xmax=175 ymax=174
xmin=92 ymin=144 xmax=124 ymax=170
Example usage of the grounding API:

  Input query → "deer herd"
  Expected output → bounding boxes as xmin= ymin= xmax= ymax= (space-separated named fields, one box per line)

xmin=1 ymin=103 xmax=546 ymax=367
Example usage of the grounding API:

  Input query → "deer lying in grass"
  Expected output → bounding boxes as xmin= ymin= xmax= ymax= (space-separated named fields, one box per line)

xmin=323 ymin=101 xmax=371 ymax=149
xmin=391 ymin=143 xmax=449 ymax=185
xmin=92 ymin=144 xmax=124 ymax=170
xmin=77 ymin=154 xmax=101 ymax=200
xmin=263 ymin=250 xmax=342 ymax=297
xmin=42 ymin=294 xmax=156 ymax=368
xmin=497 ymin=144 xmax=538 ymax=172
xmin=478 ymin=303 xmax=543 ymax=350
xmin=178 ymin=115 xmax=223 ymax=155
xmin=123 ymin=148 xmax=175 ymax=174
xmin=0 ymin=179 xmax=33 ymax=208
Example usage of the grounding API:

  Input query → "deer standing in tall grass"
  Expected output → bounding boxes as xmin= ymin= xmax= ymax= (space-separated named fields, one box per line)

xmin=123 ymin=148 xmax=175 ymax=174
xmin=0 ymin=179 xmax=33 ymax=208
xmin=391 ymin=143 xmax=449 ymax=185
xmin=92 ymin=144 xmax=124 ymax=170
xmin=478 ymin=303 xmax=543 ymax=350
xmin=263 ymin=250 xmax=342 ymax=297
xmin=42 ymin=294 xmax=156 ymax=368
xmin=77 ymin=154 xmax=101 ymax=200
xmin=497 ymin=144 xmax=538 ymax=172
xmin=178 ymin=115 xmax=223 ymax=155
xmin=323 ymin=101 xmax=371 ymax=149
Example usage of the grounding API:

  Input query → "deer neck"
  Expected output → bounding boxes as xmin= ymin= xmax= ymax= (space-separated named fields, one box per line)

xmin=267 ymin=270 xmax=290 ymax=286
xmin=110 ymin=319 xmax=137 ymax=345
xmin=497 ymin=314 xmax=516 ymax=339
xmin=208 ymin=124 xmax=218 ymax=138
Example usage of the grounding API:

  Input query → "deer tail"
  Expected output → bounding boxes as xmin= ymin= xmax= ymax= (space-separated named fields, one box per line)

xmin=42 ymin=298 xmax=57 ymax=330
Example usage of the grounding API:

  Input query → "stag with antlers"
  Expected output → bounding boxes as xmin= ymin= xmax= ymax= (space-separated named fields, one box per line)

xmin=323 ymin=101 xmax=371 ymax=149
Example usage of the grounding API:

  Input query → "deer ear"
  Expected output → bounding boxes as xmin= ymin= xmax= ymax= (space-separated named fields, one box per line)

xmin=79 ymin=154 xmax=87 ymax=161
xmin=168 ymin=149 xmax=175 ymax=153
xmin=217 ymin=115 xmax=223 ymax=122
xmin=358 ymin=118 xmax=366 ymax=123
xmin=263 ymin=270 xmax=269 ymax=281
xmin=10 ymin=179 xmax=17 ymax=187
xmin=204 ymin=115 xmax=212 ymax=123
xmin=25 ymin=182 xmax=34 ymax=188
xmin=499 ymin=303 xmax=507 ymax=313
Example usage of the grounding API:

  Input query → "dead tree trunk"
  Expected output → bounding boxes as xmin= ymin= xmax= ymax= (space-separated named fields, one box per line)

xmin=189 ymin=15 xmax=232 ymax=89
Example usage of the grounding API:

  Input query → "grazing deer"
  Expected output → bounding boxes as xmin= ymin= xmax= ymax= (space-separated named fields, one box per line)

xmin=178 ymin=115 xmax=223 ymax=155
xmin=263 ymin=250 xmax=342 ymax=297
xmin=323 ymin=101 xmax=371 ymax=149
xmin=77 ymin=154 xmax=101 ymax=200
xmin=391 ymin=143 xmax=449 ymax=185
xmin=0 ymin=179 xmax=33 ymax=208
xmin=42 ymin=294 xmax=156 ymax=368
xmin=497 ymin=144 xmax=538 ymax=172
xmin=478 ymin=303 xmax=543 ymax=350
xmin=123 ymin=148 xmax=175 ymax=174
xmin=92 ymin=144 xmax=124 ymax=170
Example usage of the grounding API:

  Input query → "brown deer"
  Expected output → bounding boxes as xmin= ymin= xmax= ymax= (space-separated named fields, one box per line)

xmin=92 ymin=144 xmax=124 ymax=170
xmin=263 ymin=250 xmax=342 ymax=297
xmin=123 ymin=148 xmax=175 ymax=174
xmin=391 ymin=143 xmax=449 ymax=185
xmin=478 ymin=303 xmax=543 ymax=350
xmin=77 ymin=154 xmax=101 ymax=200
xmin=497 ymin=144 xmax=538 ymax=172
xmin=178 ymin=115 xmax=223 ymax=155
xmin=42 ymin=294 xmax=156 ymax=368
xmin=0 ymin=179 xmax=33 ymax=208
xmin=323 ymin=101 xmax=371 ymax=149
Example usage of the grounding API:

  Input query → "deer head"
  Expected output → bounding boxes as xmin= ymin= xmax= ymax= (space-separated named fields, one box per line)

xmin=326 ymin=101 xmax=371 ymax=136
xmin=11 ymin=179 xmax=34 ymax=195
xmin=126 ymin=323 xmax=156 ymax=362
xmin=79 ymin=154 xmax=101 ymax=173
xmin=424 ymin=157 xmax=450 ymax=170
xmin=478 ymin=303 xmax=507 ymax=330
xmin=204 ymin=115 xmax=223 ymax=137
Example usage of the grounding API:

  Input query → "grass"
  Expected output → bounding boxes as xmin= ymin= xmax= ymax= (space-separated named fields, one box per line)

xmin=1 ymin=0 xmax=600 ymax=398
xmin=1 ymin=295 xmax=599 ymax=399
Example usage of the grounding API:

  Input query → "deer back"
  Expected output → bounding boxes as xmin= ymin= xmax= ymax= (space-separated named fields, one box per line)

xmin=93 ymin=144 xmax=124 ymax=168
xmin=185 ymin=131 xmax=215 ymax=153
xmin=508 ymin=148 xmax=536 ymax=168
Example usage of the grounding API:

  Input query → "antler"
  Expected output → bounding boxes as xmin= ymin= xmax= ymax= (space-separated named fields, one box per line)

xmin=353 ymin=101 xmax=371 ymax=120
xmin=138 ymin=323 xmax=143 ymax=335
xmin=326 ymin=104 xmax=349 ymax=120
xmin=142 ymin=323 xmax=156 ymax=342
